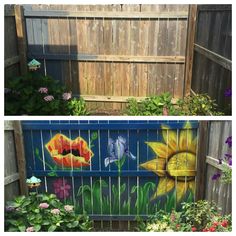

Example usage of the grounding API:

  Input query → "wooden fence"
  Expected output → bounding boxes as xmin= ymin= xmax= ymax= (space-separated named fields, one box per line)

xmin=4 ymin=120 xmax=232 ymax=228
xmin=191 ymin=5 xmax=232 ymax=112
xmin=206 ymin=121 xmax=231 ymax=214
xmin=4 ymin=121 xmax=28 ymax=202
xmin=21 ymin=120 xmax=198 ymax=229
xmin=19 ymin=4 xmax=195 ymax=111
xmin=4 ymin=5 xmax=27 ymax=80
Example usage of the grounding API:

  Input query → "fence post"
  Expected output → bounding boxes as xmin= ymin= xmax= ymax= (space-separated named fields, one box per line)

xmin=184 ymin=4 xmax=197 ymax=96
xmin=14 ymin=5 xmax=27 ymax=75
xmin=13 ymin=121 xmax=28 ymax=196
xmin=195 ymin=121 xmax=209 ymax=201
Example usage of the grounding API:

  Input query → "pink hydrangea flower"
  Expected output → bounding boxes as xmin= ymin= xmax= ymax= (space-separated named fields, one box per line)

xmin=62 ymin=92 xmax=72 ymax=101
xmin=53 ymin=178 xmax=71 ymax=199
xmin=39 ymin=202 xmax=49 ymax=209
xmin=51 ymin=208 xmax=60 ymax=215
xmin=26 ymin=227 xmax=35 ymax=232
xmin=38 ymin=87 xmax=48 ymax=94
xmin=44 ymin=95 xmax=54 ymax=102
xmin=64 ymin=205 xmax=74 ymax=212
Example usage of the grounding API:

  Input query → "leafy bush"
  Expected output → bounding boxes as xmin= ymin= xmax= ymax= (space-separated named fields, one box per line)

xmin=125 ymin=93 xmax=178 ymax=116
xmin=125 ymin=93 xmax=224 ymax=116
xmin=66 ymin=97 xmax=89 ymax=116
xmin=176 ymin=93 xmax=223 ymax=115
xmin=5 ymin=72 xmax=88 ymax=115
xmin=136 ymin=200 xmax=231 ymax=232
xmin=5 ymin=193 xmax=92 ymax=232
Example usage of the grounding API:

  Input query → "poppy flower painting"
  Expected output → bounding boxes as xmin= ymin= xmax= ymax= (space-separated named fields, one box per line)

xmin=45 ymin=134 xmax=94 ymax=168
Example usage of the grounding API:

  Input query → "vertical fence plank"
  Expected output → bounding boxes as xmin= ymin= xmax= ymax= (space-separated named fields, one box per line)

xmin=14 ymin=5 xmax=27 ymax=75
xmin=195 ymin=121 xmax=209 ymax=200
xmin=13 ymin=121 xmax=28 ymax=195
xmin=184 ymin=5 xmax=197 ymax=96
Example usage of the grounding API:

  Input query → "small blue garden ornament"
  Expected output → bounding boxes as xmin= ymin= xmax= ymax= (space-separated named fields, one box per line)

xmin=26 ymin=175 xmax=41 ymax=189
xmin=28 ymin=59 xmax=41 ymax=71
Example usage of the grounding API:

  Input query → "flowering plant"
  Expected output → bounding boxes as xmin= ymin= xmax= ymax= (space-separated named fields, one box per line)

xmin=212 ymin=136 xmax=232 ymax=184
xmin=5 ymin=192 xmax=92 ymax=232
xmin=5 ymin=72 xmax=88 ymax=115
xmin=136 ymin=200 xmax=231 ymax=232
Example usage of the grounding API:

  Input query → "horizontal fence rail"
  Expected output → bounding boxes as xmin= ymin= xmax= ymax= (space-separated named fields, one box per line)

xmin=22 ymin=120 xmax=199 ymax=221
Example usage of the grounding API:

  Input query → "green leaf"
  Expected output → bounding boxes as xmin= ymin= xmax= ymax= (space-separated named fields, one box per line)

xmin=35 ymin=148 xmax=39 ymax=156
xmin=18 ymin=225 xmax=26 ymax=232
xmin=48 ymin=225 xmax=57 ymax=232
xmin=34 ymin=224 xmax=41 ymax=232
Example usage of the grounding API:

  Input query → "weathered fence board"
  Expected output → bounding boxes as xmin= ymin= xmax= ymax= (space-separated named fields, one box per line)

xmin=4 ymin=121 xmax=28 ymax=202
xmin=22 ymin=120 xmax=199 ymax=223
xmin=205 ymin=121 xmax=231 ymax=214
xmin=23 ymin=4 xmax=190 ymax=111
xmin=191 ymin=5 xmax=232 ymax=112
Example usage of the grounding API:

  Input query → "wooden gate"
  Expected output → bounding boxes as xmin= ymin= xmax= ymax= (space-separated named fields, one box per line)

xmin=22 ymin=120 xmax=199 ymax=223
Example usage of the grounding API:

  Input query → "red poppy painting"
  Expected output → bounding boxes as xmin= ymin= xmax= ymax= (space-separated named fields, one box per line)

xmin=45 ymin=134 xmax=94 ymax=168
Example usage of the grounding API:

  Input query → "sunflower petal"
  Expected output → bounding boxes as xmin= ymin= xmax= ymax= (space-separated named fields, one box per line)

xmin=140 ymin=158 xmax=166 ymax=176
xmin=146 ymin=142 xmax=173 ymax=159
xmin=161 ymin=125 xmax=178 ymax=153
xmin=189 ymin=137 xmax=197 ymax=154
xmin=188 ymin=181 xmax=195 ymax=193
xmin=151 ymin=177 xmax=175 ymax=200
xmin=175 ymin=181 xmax=187 ymax=202
xmin=179 ymin=122 xmax=194 ymax=151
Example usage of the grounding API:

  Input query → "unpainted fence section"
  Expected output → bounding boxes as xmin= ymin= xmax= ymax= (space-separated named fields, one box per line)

xmin=23 ymin=4 xmax=190 ymax=111
xmin=4 ymin=5 xmax=27 ymax=80
xmin=191 ymin=5 xmax=232 ymax=111
xmin=4 ymin=121 xmax=28 ymax=202
xmin=22 ymin=120 xmax=199 ymax=229
xmin=206 ymin=121 xmax=232 ymax=214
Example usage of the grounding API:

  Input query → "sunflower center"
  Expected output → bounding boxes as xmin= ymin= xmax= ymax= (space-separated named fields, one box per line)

xmin=166 ymin=152 xmax=196 ymax=181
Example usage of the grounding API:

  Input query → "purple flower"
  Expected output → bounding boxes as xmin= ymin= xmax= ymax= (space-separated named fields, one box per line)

xmin=212 ymin=173 xmax=221 ymax=180
xmin=39 ymin=202 xmax=49 ymax=209
xmin=104 ymin=136 xmax=136 ymax=167
xmin=5 ymin=206 xmax=15 ymax=212
xmin=51 ymin=208 xmax=60 ymax=215
xmin=64 ymin=205 xmax=73 ymax=212
xmin=225 ymin=153 xmax=232 ymax=160
xmin=62 ymin=92 xmax=72 ymax=101
xmin=38 ymin=87 xmax=48 ymax=94
xmin=225 ymin=136 xmax=232 ymax=148
xmin=224 ymin=88 xmax=232 ymax=97
xmin=44 ymin=95 xmax=54 ymax=102
xmin=26 ymin=227 xmax=35 ymax=232
xmin=228 ymin=159 xmax=232 ymax=166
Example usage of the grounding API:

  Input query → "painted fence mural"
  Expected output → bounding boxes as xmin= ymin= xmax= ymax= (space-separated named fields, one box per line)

xmin=22 ymin=121 xmax=198 ymax=219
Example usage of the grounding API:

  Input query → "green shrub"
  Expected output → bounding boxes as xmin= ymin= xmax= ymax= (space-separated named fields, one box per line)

xmin=125 ymin=93 xmax=178 ymax=116
xmin=125 ymin=93 xmax=223 ymax=116
xmin=5 ymin=72 xmax=89 ymax=115
xmin=5 ymin=192 xmax=92 ymax=232
xmin=136 ymin=200 xmax=231 ymax=232
xmin=66 ymin=97 xmax=89 ymax=116
xmin=176 ymin=93 xmax=223 ymax=115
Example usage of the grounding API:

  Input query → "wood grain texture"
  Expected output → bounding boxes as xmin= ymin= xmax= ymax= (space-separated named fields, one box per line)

xmin=23 ymin=4 xmax=190 ymax=111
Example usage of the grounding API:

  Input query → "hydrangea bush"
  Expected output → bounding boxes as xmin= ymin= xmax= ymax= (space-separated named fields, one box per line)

xmin=5 ymin=192 xmax=92 ymax=232
xmin=5 ymin=72 xmax=88 ymax=115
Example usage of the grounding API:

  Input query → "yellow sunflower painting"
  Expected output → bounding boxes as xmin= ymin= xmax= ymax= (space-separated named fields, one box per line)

xmin=140 ymin=122 xmax=197 ymax=203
